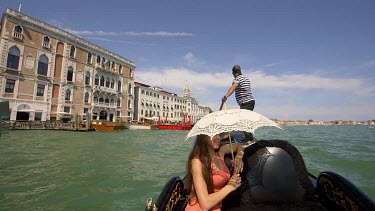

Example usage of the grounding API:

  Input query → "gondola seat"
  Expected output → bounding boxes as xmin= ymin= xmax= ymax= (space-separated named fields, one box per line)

xmin=222 ymin=139 xmax=326 ymax=210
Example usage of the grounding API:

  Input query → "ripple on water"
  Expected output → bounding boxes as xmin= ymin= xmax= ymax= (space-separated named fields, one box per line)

xmin=0 ymin=126 xmax=374 ymax=210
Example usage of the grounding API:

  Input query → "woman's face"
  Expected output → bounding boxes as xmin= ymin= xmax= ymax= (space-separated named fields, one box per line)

xmin=208 ymin=134 xmax=221 ymax=150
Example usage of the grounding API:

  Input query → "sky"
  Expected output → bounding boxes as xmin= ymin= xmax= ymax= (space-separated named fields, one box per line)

xmin=2 ymin=0 xmax=375 ymax=121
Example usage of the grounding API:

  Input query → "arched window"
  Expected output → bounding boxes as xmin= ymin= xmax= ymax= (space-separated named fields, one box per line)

xmin=94 ymin=74 xmax=99 ymax=85
xmin=6 ymin=46 xmax=20 ymax=69
xmin=37 ymin=55 xmax=48 ymax=76
xmin=67 ymin=66 xmax=73 ymax=82
xmin=99 ymin=96 xmax=104 ymax=102
xmin=100 ymin=76 xmax=105 ymax=86
xmin=14 ymin=25 xmax=22 ymax=33
xmin=85 ymin=72 xmax=90 ymax=85
xmin=70 ymin=46 xmax=75 ymax=58
xmin=117 ymin=81 xmax=121 ymax=92
xmin=93 ymin=94 xmax=98 ymax=102
xmin=128 ymin=84 xmax=132 ymax=94
xmin=43 ymin=36 xmax=50 ymax=43
xmin=96 ymin=55 xmax=101 ymax=64
xmin=43 ymin=36 xmax=50 ymax=48
xmin=105 ymin=98 xmax=109 ymax=103
xmin=84 ymin=92 xmax=89 ymax=102
xmin=87 ymin=52 xmax=92 ymax=64
xmin=65 ymin=89 xmax=71 ymax=100
xmin=106 ymin=77 xmax=110 ymax=87
xmin=13 ymin=25 xmax=23 ymax=39
xmin=110 ymin=79 xmax=114 ymax=89
xmin=129 ymin=69 xmax=133 ymax=78
xmin=117 ymin=98 xmax=121 ymax=106
xmin=110 ymin=98 xmax=114 ymax=104
xmin=119 ymin=65 xmax=122 ymax=74
xmin=102 ymin=57 xmax=106 ymax=68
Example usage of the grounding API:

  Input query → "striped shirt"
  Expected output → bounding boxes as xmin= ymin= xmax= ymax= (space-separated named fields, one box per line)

xmin=233 ymin=74 xmax=254 ymax=106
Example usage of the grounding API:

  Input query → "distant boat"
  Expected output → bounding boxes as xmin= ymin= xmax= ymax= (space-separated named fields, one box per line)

xmin=126 ymin=123 xmax=155 ymax=130
xmin=125 ymin=118 xmax=157 ymax=130
xmin=157 ymin=115 xmax=192 ymax=130
xmin=89 ymin=121 xmax=125 ymax=131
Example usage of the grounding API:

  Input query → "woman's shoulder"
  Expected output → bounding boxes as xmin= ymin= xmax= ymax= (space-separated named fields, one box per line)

xmin=191 ymin=157 xmax=202 ymax=165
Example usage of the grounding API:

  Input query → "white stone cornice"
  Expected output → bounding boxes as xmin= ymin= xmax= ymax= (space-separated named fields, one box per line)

xmin=4 ymin=8 xmax=136 ymax=69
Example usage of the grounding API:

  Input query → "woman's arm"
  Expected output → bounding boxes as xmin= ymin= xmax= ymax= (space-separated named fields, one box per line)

xmin=219 ymin=143 xmax=245 ymax=173
xmin=191 ymin=158 xmax=240 ymax=210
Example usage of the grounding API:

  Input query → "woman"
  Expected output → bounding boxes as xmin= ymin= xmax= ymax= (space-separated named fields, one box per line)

xmin=185 ymin=134 xmax=244 ymax=211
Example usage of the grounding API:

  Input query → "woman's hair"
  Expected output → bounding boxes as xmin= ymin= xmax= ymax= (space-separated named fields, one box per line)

xmin=185 ymin=134 xmax=214 ymax=205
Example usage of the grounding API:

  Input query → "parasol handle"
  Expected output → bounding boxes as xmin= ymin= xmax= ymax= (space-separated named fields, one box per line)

xmin=228 ymin=131 xmax=234 ymax=161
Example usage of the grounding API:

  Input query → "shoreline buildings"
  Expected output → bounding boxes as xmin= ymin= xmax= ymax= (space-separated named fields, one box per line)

xmin=134 ymin=81 xmax=210 ymax=124
xmin=0 ymin=8 xmax=210 ymax=124
xmin=0 ymin=8 xmax=135 ymax=122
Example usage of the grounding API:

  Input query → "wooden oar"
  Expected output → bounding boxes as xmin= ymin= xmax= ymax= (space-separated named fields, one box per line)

xmin=219 ymin=101 xmax=225 ymax=111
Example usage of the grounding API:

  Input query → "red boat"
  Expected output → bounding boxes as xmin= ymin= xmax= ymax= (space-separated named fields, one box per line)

xmin=157 ymin=115 xmax=191 ymax=130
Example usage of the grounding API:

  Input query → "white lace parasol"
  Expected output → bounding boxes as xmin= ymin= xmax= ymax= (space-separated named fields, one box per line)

xmin=185 ymin=109 xmax=282 ymax=141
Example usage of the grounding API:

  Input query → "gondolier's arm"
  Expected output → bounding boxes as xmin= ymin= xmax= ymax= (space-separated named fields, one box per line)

xmin=222 ymin=82 xmax=238 ymax=102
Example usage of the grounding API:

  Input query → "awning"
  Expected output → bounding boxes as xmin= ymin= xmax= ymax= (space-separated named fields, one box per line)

xmin=52 ymin=112 xmax=73 ymax=115
xmin=119 ymin=116 xmax=132 ymax=118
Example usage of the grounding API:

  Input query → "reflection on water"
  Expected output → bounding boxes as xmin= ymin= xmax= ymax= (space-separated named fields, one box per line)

xmin=0 ymin=126 xmax=374 ymax=210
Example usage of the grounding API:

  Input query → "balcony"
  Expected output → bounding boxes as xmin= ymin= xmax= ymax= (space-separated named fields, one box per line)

xmin=5 ymin=66 xmax=21 ymax=73
xmin=42 ymin=42 xmax=51 ymax=49
xmin=93 ymin=101 xmax=118 ymax=108
xmin=93 ymin=85 xmax=118 ymax=94
xmin=12 ymin=31 xmax=23 ymax=40
xmin=95 ymin=64 xmax=121 ymax=75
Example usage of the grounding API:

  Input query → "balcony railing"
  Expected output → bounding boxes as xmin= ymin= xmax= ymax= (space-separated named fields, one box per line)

xmin=42 ymin=42 xmax=50 ymax=49
xmin=93 ymin=102 xmax=118 ymax=108
xmin=93 ymin=85 xmax=118 ymax=94
xmin=12 ymin=31 xmax=23 ymax=40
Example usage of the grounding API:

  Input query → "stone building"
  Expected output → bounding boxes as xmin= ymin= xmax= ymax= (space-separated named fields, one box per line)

xmin=133 ymin=81 xmax=210 ymax=124
xmin=0 ymin=8 xmax=135 ymax=122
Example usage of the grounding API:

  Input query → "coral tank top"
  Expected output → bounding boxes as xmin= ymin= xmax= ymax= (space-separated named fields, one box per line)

xmin=185 ymin=154 xmax=230 ymax=211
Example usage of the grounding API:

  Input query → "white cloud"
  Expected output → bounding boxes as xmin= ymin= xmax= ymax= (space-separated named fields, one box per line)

xmin=182 ymin=52 xmax=205 ymax=66
xmin=64 ymin=29 xmax=193 ymax=37
xmin=134 ymin=67 xmax=375 ymax=121
xmin=263 ymin=61 xmax=283 ymax=67
xmin=86 ymin=37 xmax=154 ymax=46
xmin=136 ymin=67 xmax=375 ymax=97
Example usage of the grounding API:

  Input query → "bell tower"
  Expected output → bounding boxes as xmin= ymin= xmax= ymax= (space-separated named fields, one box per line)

xmin=183 ymin=81 xmax=190 ymax=97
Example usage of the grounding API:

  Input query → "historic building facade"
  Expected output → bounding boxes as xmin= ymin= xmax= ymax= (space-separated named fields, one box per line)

xmin=0 ymin=8 xmax=135 ymax=122
xmin=133 ymin=81 xmax=210 ymax=124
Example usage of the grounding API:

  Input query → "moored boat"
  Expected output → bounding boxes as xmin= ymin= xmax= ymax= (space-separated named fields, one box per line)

xmin=125 ymin=119 xmax=158 ymax=130
xmin=89 ymin=121 xmax=125 ymax=131
xmin=157 ymin=115 xmax=192 ymax=130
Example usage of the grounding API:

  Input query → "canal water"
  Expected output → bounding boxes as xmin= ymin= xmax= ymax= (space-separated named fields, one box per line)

xmin=0 ymin=125 xmax=374 ymax=210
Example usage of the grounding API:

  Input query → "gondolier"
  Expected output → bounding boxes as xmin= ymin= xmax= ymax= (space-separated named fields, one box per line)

xmin=222 ymin=65 xmax=255 ymax=141
xmin=222 ymin=65 xmax=255 ymax=110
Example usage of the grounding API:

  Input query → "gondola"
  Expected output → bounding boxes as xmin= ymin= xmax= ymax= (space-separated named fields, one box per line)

xmin=146 ymin=133 xmax=375 ymax=211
